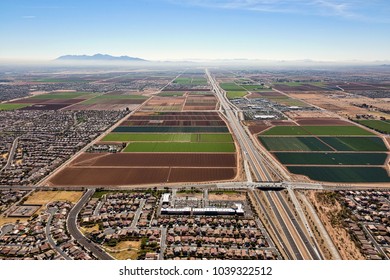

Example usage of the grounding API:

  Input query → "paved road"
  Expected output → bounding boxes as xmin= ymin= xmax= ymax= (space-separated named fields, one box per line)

xmin=264 ymin=191 xmax=303 ymax=260
xmin=130 ymin=199 xmax=145 ymax=229
xmin=0 ymin=137 xmax=19 ymax=173
xmin=67 ymin=189 xmax=113 ymax=260
xmin=46 ymin=207 xmax=71 ymax=260
xmin=274 ymin=191 xmax=320 ymax=260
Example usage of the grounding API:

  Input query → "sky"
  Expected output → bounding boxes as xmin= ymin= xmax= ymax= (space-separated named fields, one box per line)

xmin=0 ymin=0 xmax=389 ymax=62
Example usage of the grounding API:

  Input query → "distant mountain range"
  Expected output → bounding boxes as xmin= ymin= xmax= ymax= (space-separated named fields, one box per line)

xmin=56 ymin=54 xmax=147 ymax=62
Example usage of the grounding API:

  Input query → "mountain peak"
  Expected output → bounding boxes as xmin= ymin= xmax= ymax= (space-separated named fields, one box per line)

xmin=56 ymin=54 xmax=147 ymax=62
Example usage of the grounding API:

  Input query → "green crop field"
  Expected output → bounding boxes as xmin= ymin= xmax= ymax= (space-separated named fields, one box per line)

xmin=240 ymin=85 xmax=266 ymax=91
xmin=173 ymin=77 xmax=192 ymax=84
xmin=320 ymin=137 xmax=388 ymax=151
xmin=157 ymin=91 xmax=186 ymax=96
xmin=113 ymin=126 xmax=230 ymax=133
xmin=220 ymin=83 xmax=245 ymax=91
xmin=303 ymin=126 xmax=374 ymax=136
xmin=0 ymin=104 xmax=31 ymax=110
xmin=287 ymin=166 xmax=390 ymax=182
xmin=356 ymin=120 xmax=390 ymax=134
xmin=273 ymin=152 xmax=388 ymax=165
xmin=227 ymin=91 xmax=248 ymax=99
xmin=123 ymin=142 xmax=235 ymax=153
xmin=31 ymin=92 xmax=95 ymax=99
xmin=258 ymin=137 xmax=333 ymax=151
xmin=102 ymin=133 xmax=233 ymax=143
xmin=261 ymin=126 xmax=309 ymax=135
xmin=261 ymin=125 xmax=374 ymax=136
xmin=187 ymin=91 xmax=214 ymax=95
xmin=82 ymin=95 xmax=147 ymax=104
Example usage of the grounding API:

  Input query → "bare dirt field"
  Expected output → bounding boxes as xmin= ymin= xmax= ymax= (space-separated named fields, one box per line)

xmin=71 ymin=153 xmax=237 ymax=168
xmin=168 ymin=168 xmax=236 ymax=182
xmin=208 ymin=191 xmax=246 ymax=201
xmin=65 ymin=104 xmax=139 ymax=111
xmin=48 ymin=166 xmax=236 ymax=186
xmin=103 ymin=240 xmax=141 ymax=260
xmin=306 ymin=191 xmax=364 ymax=260
xmin=284 ymin=109 xmax=338 ymax=120
xmin=48 ymin=167 xmax=171 ymax=186
xmin=289 ymin=92 xmax=390 ymax=119
xmin=24 ymin=191 xmax=83 ymax=206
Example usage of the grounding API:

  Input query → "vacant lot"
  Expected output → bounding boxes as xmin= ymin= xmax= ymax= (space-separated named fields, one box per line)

xmin=24 ymin=191 xmax=83 ymax=205
xmin=103 ymin=240 xmax=141 ymax=260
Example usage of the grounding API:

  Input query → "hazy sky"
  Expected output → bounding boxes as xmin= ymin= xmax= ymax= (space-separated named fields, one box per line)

xmin=1 ymin=0 xmax=389 ymax=61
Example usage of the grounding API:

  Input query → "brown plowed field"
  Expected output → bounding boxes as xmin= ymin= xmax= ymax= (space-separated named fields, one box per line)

xmin=167 ymin=168 xmax=236 ymax=182
xmin=128 ymin=115 xmax=221 ymax=121
xmin=48 ymin=166 xmax=236 ymax=186
xmin=273 ymin=84 xmax=325 ymax=92
xmin=86 ymin=99 xmax=146 ymax=104
xmin=120 ymin=120 xmax=226 ymax=126
xmin=183 ymin=106 xmax=217 ymax=111
xmin=296 ymin=118 xmax=352 ymax=126
xmin=248 ymin=91 xmax=284 ymax=98
xmin=248 ymin=125 xmax=270 ymax=134
xmin=71 ymin=153 xmax=237 ymax=167
xmin=42 ymin=99 xmax=86 ymax=104
xmin=21 ymin=104 xmax=71 ymax=110
xmin=270 ymin=120 xmax=296 ymax=126
xmin=48 ymin=167 xmax=170 ymax=186
xmin=65 ymin=104 xmax=139 ymax=111
xmin=8 ymin=99 xmax=51 ymax=104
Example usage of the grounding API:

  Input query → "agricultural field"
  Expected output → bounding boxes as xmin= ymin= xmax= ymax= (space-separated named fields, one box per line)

xmin=123 ymin=142 xmax=235 ymax=153
xmin=0 ymin=104 xmax=31 ymax=110
xmin=220 ymin=83 xmax=245 ymax=91
xmin=258 ymin=137 xmax=333 ymax=151
xmin=274 ymin=152 xmax=387 ymax=166
xmin=49 ymin=111 xmax=237 ymax=186
xmin=157 ymin=91 xmax=186 ymax=97
xmin=3 ymin=91 xmax=149 ymax=111
xmin=226 ymin=91 xmax=248 ymax=99
xmin=287 ymin=166 xmax=390 ymax=183
xmin=258 ymin=122 xmax=390 ymax=183
xmin=103 ymin=133 xmax=233 ymax=142
xmin=355 ymin=120 xmax=390 ymax=134
xmin=113 ymin=126 xmax=229 ymax=133
xmin=261 ymin=125 xmax=374 ymax=136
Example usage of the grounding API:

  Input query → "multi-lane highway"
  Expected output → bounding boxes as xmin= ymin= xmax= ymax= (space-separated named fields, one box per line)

xmin=206 ymin=69 xmax=322 ymax=260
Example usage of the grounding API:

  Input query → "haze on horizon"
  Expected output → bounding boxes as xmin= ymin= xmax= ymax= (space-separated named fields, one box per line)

xmin=1 ymin=0 xmax=390 ymax=62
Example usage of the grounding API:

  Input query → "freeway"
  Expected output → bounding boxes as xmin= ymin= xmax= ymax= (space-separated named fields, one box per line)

xmin=67 ymin=189 xmax=113 ymax=260
xmin=206 ymin=69 xmax=323 ymax=260
xmin=264 ymin=191 xmax=303 ymax=260
xmin=274 ymin=191 xmax=321 ymax=259
xmin=206 ymin=69 xmax=273 ymax=182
